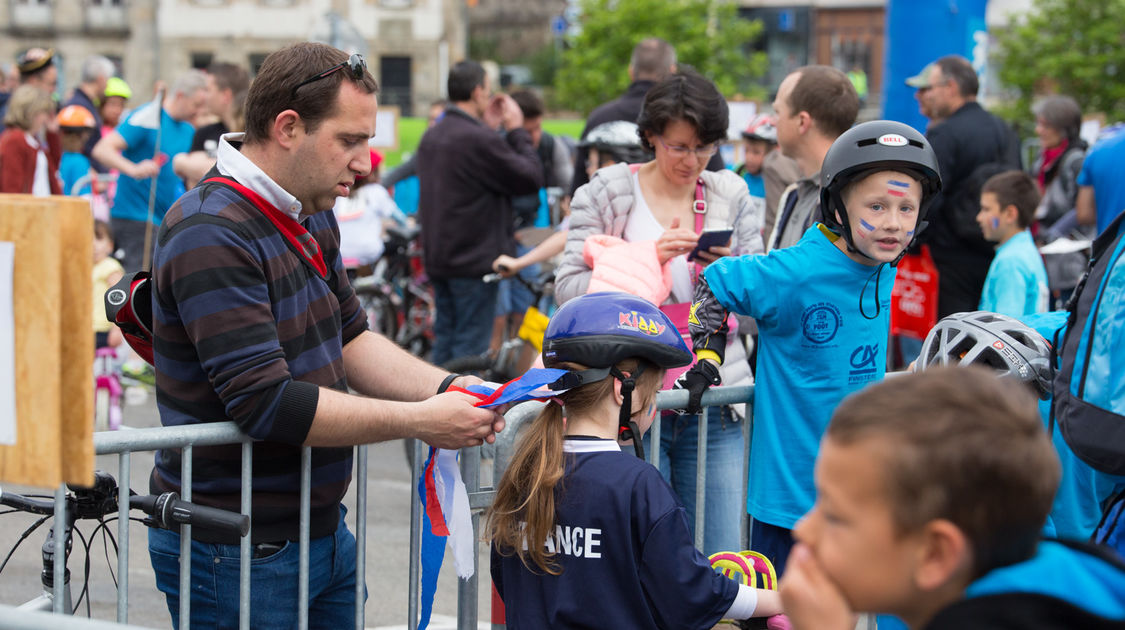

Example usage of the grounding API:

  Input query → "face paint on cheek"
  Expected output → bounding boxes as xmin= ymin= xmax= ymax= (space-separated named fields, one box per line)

xmin=991 ymin=217 xmax=999 ymax=229
xmin=907 ymin=229 xmax=915 ymax=237
xmin=856 ymin=218 xmax=876 ymax=238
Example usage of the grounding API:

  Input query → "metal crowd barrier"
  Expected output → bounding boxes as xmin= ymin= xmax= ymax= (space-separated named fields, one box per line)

xmin=11 ymin=385 xmax=873 ymax=630
xmin=17 ymin=423 xmax=369 ymax=630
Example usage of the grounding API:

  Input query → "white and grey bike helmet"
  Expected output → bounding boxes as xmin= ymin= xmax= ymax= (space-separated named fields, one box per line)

xmin=579 ymin=120 xmax=652 ymax=165
xmin=915 ymin=311 xmax=1054 ymax=399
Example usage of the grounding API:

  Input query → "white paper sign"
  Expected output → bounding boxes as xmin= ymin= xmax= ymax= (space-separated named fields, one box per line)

xmin=0 ymin=241 xmax=15 ymax=445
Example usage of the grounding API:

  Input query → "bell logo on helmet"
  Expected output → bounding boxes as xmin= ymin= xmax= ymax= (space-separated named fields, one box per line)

xmin=106 ymin=288 xmax=127 ymax=306
xmin=877 ymin=133 xmax=909 ymax=147
xmin=618 ymin=311 xmax=666 ymax=336
xmin=993 ymin=340 xmax=1005 ymax=349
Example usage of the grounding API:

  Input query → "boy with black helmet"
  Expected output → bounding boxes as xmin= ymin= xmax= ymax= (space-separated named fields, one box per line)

xmin=680 ymin=120 xmax=942 ymax=575
xmin=488 ymin=291 xmax=785 ymax=629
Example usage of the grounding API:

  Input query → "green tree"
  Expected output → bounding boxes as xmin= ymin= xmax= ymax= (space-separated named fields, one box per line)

xmin=992 ymin=0 xmax=1125 ymax=125
xmin=555 ymin=0 xmax=766 ymax=115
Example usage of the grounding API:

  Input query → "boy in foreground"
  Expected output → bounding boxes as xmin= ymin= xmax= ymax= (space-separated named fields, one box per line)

xmin=780 ymin=366 xmax=1125 ymax=630
xmin=976 ymin=170 xmax=1049 ymax=316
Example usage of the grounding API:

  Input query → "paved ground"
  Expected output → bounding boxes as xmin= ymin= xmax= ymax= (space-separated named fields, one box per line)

xmin=0 ymin=387 xmax=495 ymax=628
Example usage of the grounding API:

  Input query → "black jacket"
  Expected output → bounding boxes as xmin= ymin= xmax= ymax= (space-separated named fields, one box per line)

xmin=569 ymin=80 xmax=724 ymax=197
xmin=924 ymin=101 xmax=1021 ymax=255
xmin=416 ymin=106 xmax=543 ymax=278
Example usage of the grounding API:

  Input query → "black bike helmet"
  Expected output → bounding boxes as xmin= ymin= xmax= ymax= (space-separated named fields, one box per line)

xmin=915 ymin=311 xmax=1053 ymax=399
xmin=543 ymin=292 xmax=691 ymax=457
xmin=579 ymin=121 xmax=652 ymax=166
xmin=820 ymin=120 xmax=942 ymax=261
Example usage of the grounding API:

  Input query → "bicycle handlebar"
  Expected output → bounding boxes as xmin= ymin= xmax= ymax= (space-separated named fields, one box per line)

xmin=0 ymin=471 xmax=248 ymax=538
xmin=130 ymin=493 xmax=249 ymax=537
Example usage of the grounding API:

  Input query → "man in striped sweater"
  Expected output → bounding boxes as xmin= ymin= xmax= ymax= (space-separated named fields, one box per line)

xmin=146 ymin=42 xmax=503 ymax=628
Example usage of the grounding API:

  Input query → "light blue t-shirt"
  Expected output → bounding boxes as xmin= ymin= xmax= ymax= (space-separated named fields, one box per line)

xmin=59 ymin=151 xmax=91 ymax=196
xmin=1077 ymin=130 xmax=1125 ymax=235
xmin=979 ymin=229 xmax=1049 ymax=317
xmin=703 ymin=224 xmax=896 ymax=528
xmin=110 ymin=103 xmax=193 ymax=224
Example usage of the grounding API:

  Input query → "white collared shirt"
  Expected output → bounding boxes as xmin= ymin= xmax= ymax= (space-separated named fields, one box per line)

xmin=215 ymin=132 xmax=304 ymax=221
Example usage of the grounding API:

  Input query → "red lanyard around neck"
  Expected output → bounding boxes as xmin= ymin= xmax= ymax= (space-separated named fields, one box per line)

xmin=203 ymin=175 xmax=328 ymax=278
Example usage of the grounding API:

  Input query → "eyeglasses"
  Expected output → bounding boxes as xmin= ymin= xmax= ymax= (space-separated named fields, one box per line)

xmin=656 ymin=135 xmax=718 ymax=160
xmin=290 ymin=53 xmax=366 ymax=98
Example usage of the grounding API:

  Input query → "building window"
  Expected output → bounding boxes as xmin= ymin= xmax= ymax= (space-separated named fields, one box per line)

xmin=191 ymin=52 xmax=214 ymax=70
xmin=249 ymin=53 xmax=269 ymax=76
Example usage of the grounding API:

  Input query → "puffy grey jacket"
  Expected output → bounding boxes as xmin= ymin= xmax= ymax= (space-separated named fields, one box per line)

xmin=555 ymin=162 xmax=763 ymax=395
xmin=556 ymin=162 xmax=764 ymax=302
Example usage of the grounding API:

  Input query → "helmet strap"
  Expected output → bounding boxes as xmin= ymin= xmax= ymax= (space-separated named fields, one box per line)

xmin=611 ymin=365 xmax=647 ymax=459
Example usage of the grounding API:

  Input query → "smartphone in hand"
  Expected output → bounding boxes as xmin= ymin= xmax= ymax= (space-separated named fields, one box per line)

xmin=687 ymin=228 xmax=733 ymax=261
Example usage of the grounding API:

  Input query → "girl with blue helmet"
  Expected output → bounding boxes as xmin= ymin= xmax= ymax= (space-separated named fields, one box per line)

xmin=488 ymin=291 xmax=785 ymax=629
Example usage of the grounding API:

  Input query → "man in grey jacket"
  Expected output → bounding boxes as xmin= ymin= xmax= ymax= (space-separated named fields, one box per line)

xmin=767 ymin=66 xmax=858 ymax=251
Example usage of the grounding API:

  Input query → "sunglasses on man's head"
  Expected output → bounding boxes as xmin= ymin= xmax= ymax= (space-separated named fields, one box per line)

xmin=290 ymin=53 xmax=366 ymax=98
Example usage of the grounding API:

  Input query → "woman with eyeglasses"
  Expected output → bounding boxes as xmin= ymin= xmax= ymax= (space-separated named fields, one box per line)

xmin=554 ymin=68 xmax=763 ymax=556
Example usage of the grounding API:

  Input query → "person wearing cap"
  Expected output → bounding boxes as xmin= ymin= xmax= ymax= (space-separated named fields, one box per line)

xmin=0 ymin=84 xmax=61 ymax=195
xmin=63 ymin=55 xmax=116 ymax=172
xmin=0 ymin=47 xmax=57 ymax=134
xmin=905 ymin=62 xmax=945 ymax=129
xmin=56 ymin=104 xmax=98 ymax=196
xmin=915 ymin=55 xmax=1021 ymax=318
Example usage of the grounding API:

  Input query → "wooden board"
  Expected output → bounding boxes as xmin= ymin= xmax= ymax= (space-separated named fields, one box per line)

xmin=0 ymin=195 xmax=93 ymax=488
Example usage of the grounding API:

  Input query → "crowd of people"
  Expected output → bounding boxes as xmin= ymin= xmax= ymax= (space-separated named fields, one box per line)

xmin=2 ymin=34 xmax=1125 ymax=630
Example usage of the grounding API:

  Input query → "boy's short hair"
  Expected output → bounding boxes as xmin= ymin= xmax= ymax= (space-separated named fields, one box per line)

xmin=510 ymin=89 xmax=544 ymax=120
xmin=982 ymin=170 xmax=1040 ymax=229
xmin=827 ymin=366 xmax=1059 ymax=578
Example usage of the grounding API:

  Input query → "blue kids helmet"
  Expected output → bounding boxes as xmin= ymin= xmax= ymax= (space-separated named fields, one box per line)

xmin=543 ymin=292 xmax=691 ymax=371
xmin=543 ymin=292 xmax=691 ymax=458
xmin=820 ymin=120 xmax=942 ymax=262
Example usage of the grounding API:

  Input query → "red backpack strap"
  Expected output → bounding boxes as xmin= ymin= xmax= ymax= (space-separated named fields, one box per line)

xmin=202 ymin=175 xmax=328 ymax=278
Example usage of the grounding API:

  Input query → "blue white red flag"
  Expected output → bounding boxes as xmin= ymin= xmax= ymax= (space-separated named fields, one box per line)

xmin=414 ymin=367 xmax=572 ymax=629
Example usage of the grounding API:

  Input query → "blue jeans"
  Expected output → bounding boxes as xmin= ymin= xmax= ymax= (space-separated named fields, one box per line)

xmin=643 ymin=406 xmax=744 ymax=556
xmin=430 ymin=276 xmax=499 ymax=365
xmin=148 ymin=506 xmax=364 ymax=629
xmin=749 ymin=519 xmax=794 ymax=577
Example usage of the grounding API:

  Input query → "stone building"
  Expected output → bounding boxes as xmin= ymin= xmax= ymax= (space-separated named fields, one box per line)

xmin=1 ymin=0 xmax=467 ymax=116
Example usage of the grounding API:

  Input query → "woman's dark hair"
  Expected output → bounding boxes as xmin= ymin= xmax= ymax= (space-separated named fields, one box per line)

xmin=243 ymin=42 xmax=378 ymax=145
xmin=448 ymin=60 xmax=486 ymax=102
xmin=636 ymin=68 xmax=728 ymax=152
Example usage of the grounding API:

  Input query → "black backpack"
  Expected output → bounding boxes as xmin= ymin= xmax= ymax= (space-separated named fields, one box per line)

xmin=1052 ymin=210 xmax=1125 ymax=475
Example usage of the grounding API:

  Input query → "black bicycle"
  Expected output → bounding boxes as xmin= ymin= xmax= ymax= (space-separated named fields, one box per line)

xmin=352 ymin=224 xmax=435 ymax=359
xmin=0 ymin=470 xmax=248 ymax=616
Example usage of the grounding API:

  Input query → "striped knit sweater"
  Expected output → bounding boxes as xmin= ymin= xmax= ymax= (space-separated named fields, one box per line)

xmin=149 ymin=178 xmax=367 ymax=544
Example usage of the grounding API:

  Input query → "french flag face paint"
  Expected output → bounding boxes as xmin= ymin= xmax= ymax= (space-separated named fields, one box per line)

xmin=857 ymin=218 xmax=877 ymax=238
xmin=887 ymin=179 xmax=911 ymax=197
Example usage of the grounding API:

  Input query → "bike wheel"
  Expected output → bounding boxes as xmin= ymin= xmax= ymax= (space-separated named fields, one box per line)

xmin=356 ymin=289 xmax=397 ymax=339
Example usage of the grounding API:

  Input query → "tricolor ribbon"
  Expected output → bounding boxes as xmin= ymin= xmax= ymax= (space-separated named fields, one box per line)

xmin=415 ymin=367 xmax=572 ymax=629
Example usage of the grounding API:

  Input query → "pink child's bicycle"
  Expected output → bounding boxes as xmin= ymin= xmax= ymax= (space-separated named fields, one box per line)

xmin=93 ymin=347 xmax=123 ymax=432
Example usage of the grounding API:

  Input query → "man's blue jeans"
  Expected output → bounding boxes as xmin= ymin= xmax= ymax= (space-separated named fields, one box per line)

xmin=148 ymin=506 xmax=364 ymax=629
xmin=643 ymin=406 xmax=744 ymax=555
xmin=431 ymin=276 xmax=499 ymax=365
